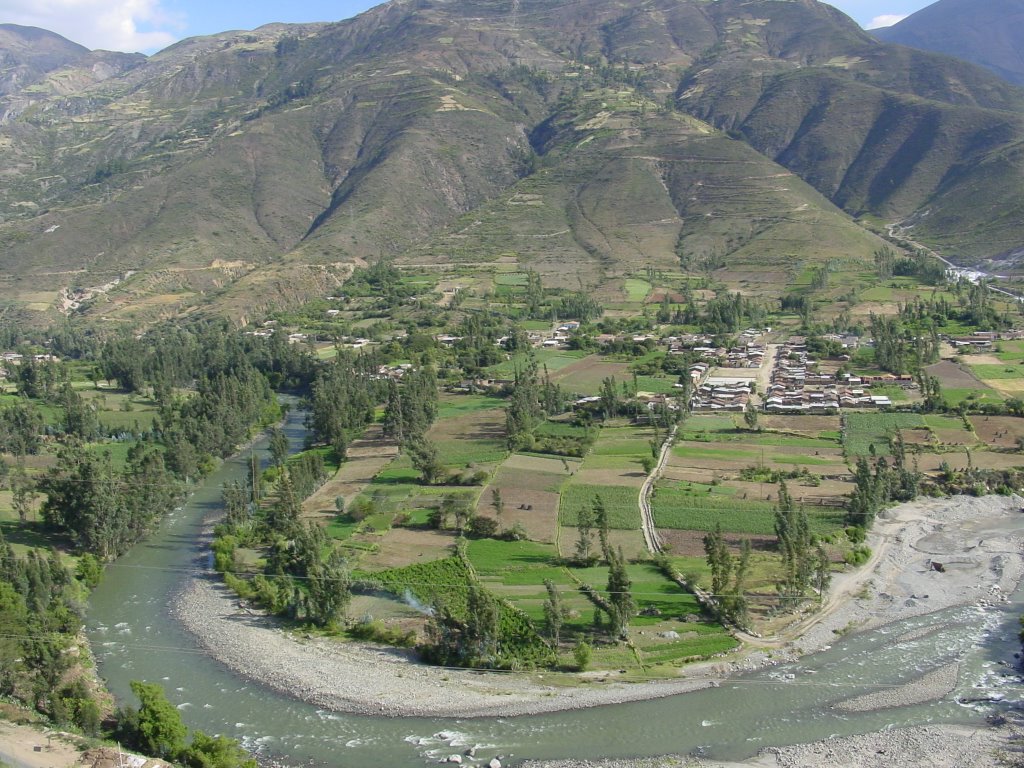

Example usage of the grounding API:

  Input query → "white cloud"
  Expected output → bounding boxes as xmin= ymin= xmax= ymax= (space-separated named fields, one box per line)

xmin=867 ymin=13 xmax=909 ymax=29
xmin=0 ymin=0 xmax=184 ymax=52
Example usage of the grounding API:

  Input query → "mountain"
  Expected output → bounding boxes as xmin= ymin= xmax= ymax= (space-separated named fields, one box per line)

xmin=0 ymin=0 xmax=1022 ymax=325
xmin=0 ymin=24 xmax=144 ymax=118
xmin=873 ymin=0 xmax=1024 ymax=87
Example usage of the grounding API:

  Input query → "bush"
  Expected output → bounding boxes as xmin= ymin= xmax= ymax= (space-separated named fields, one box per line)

xmin=75 ymin=554 xmax=103 ymax=589
xmin=211 ymin=535 xmax=238 ymax=573
xmin=504 ymin=521 xmax=528 ymax=541
xmin=348 ymin=619 xmax=417 ymax=647
xmin=845 ymin=525 xmax=866 ymax=544
xmin=845 ymin=545 xmax=872 ymax=566
xmin=467 ymin=516 xmax=500 ymax=539
xmin=573 ymin=639 xmax=592 ymax=671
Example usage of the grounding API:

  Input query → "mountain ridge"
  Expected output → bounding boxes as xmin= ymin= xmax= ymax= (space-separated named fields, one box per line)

xmin=873 ymin=0 xmax=1024 ymax=87
xmin=0 ymin=0 xmax=1021 ymax=325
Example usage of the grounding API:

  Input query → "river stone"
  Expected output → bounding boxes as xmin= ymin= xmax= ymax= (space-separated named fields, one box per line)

xmin=446 ymin=756 xmax=463 ymax=764
xmin=488 ymin=760 xmax=501 ymax=768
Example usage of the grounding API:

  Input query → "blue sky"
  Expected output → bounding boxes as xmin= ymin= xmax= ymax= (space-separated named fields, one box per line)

xmin=0 ymin=0 xmax=934 ymax=53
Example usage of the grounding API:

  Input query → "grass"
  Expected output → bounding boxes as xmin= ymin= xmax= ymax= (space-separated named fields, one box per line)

xmin=678 ymin=416 xmax=737 ymax=438
xmin=624 ymin=278 xmax=652 ymax=302
xmin=968 ymin=364 xmax=1024 ymax=380
xmin=86 ymin=441 xmax=135 ymax=469
xmin=433 ymin=438 xmax=506 ymax=467
xmin=326 ymin=515 xmax=360 ymax=540
xmin=559 ymin=483 xmax=640 ymax=529
xmin=435 ymin=394 xmax=507 ymax=420
xmin=634 ymin=375 xmax=682 ymax=395
xmin=943 ymin=387 xmax=1005 ymax=406
xmin=486 ymin=349 xmax=587 ymax=378
xmin=842 ymin=412 xmax=927 ymax=456
xmin=466 ymin=538 xmax=558 ymax=574
xmin=868 ymin=384 xmax=908 ymax=402
xmin=672 ymin=444 xmax=760 ymax=462
xmin=995 ymin=340 xmax=1024 ymax=362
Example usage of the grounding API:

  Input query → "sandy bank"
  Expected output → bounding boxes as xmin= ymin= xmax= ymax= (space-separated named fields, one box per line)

xmin=171 ymin=494 xmax=1024 ymax=720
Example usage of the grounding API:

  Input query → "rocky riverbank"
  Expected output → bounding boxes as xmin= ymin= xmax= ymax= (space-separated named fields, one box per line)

xmin=519 ymin=721 xmax=1024 ymax=767
xmin=173 ymin=575 xmax=718 ymax=718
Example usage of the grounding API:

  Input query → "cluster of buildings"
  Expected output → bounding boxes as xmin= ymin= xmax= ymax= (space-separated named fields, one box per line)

xmin=690 ymin=378 xmax=754 ymax=412
xmin=763 ymin=338 xmax=903 ymax=414
xmin=375 ymin=363 xmax=415 ymax=381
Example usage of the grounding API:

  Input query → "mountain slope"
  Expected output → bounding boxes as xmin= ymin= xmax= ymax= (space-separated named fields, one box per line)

xmin=874 ymin=0 xmax=1024 ymax=87
xmin=0 ymin=0 xmax=1022 ymax=323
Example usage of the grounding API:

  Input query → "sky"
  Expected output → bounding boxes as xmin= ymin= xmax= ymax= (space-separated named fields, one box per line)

xmin=0 ymin=0 xmax=935 ymax=54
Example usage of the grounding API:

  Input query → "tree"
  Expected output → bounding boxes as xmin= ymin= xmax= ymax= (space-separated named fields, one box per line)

xmin=599 ymin=376 xmax=619 ymax=420
xmin=814 ymin=543 xmax=832 ymax=597
xmin=129 ymin=680 xmax=187 ymax=760
xmin=222 ymin=480 xmax=250 ymax=529
xmin=605 ymin=546 xmax=635 ymax=638
xmin=268 ymin=427 xmax=289 ymax=468
xmin=775 ymin=482 xmax=813 ymax=601
xmin=703 ymin=523 xmax=733 ymax=598
xmin=467 ymin=515 xmax=499 ymax=539
xmin=11 ymin=464 xmax=37 ymax=523
xmin=407 ymin=437 xmax=445 ymax=485
xmin=744 ymin=401 xmax=759 ymax=431
xmin=465 ymin=583 xmax=500 ymax=663
xmin=542 ymin=579 xmax=565 ymax=647
xmin=574 ymin=504 xmax=596 ymax=565
xmin=491 ymin=487 xmax=504 ymax=528
xmin=593 ymin=495 xmax=610 ymax=560
xmin=305 ymin=551 xmax=351 ymax=628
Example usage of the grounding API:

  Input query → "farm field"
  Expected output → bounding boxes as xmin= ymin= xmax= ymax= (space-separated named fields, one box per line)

xmin=650 ymin=480 xmax=845 ymax=537
xmin=549 ymin=356 xmax=632 ymax=396
xmin=475 ymin=454 xmax=573 ymax=543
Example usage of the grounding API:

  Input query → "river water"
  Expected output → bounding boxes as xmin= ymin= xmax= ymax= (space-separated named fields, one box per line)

xmin=86 ymin=409 xmax=1024 ymax=767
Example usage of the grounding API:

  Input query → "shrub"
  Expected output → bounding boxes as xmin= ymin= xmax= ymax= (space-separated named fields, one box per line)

xmin=844 ymin=545 xmax=871 ymax=566
xmin=573 ymin=639 xmax=592 ymax=671
xmin=349 ymin=619 xmax=417 ymax=647
xmin=467 ymin=515 xmax=500 ymax=539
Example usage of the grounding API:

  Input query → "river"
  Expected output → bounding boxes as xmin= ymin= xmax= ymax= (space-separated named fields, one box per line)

xmin=86 ymin=408 xmax=1024 ymax=767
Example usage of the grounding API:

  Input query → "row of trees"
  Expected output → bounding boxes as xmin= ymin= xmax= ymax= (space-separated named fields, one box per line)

xmin=574 ymin=496 xmax=636 ymax=639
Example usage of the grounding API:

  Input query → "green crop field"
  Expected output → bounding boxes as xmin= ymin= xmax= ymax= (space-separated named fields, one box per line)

xmin=651 ymin=484 xmax=844 ymax=536
xmin=559 ymin=483 xmax=640 ymax=529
